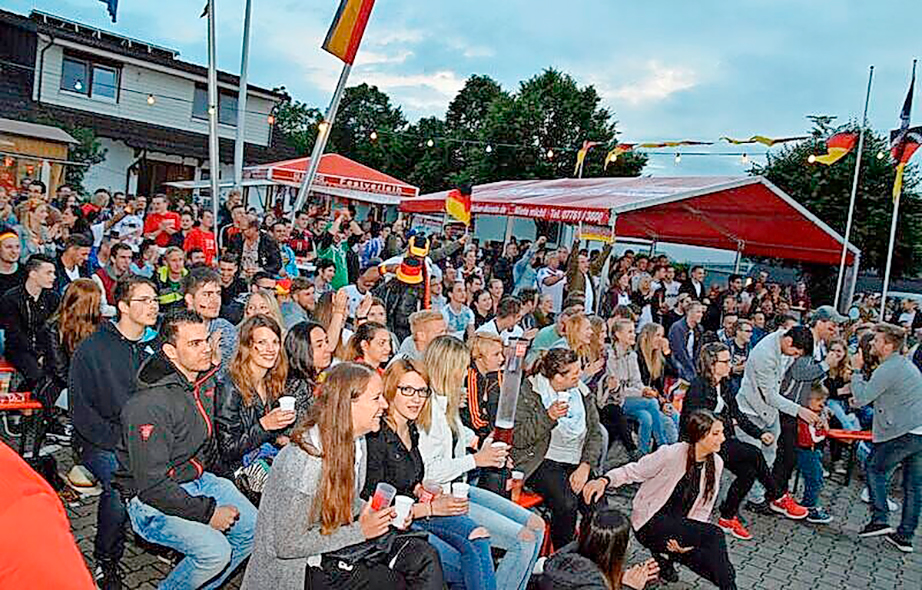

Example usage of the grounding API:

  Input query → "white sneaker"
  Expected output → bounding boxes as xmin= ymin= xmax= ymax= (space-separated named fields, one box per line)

xmin=861 ymin=487 xmax=900 ymax=511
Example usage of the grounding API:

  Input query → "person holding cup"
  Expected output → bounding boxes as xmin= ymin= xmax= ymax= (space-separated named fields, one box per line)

xmin=216 ymin=315 xmax=293 ymax=475
xmin=420 ymin=335 xmax=545 ymax=590
xmin=511 ymin=347 xmax=604 ymax=550
xmin=242 ymin=363 xmax=445 ymax=590
xmin=363 ymin=358 xmax=498 ymax=590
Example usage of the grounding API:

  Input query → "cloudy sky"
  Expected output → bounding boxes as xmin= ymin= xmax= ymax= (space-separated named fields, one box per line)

xmin=8 ymin=0 xmax=920 ymax=175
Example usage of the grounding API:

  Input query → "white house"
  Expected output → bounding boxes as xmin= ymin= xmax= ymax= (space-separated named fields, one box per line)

xmin=0 ymin=9 xmax=297 ymax=196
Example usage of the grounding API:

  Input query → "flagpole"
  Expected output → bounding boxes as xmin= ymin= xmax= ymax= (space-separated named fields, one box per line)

xmin=289 ymin=63 xmax=352 ymax=220
xmin=834 ymin=65 xmax=874 ymax=310
xmin=233 ymin=0 xmax=254 ymax=192
xmin=880 ymin=59 xmax=917 ymax=320
xmin=206 ymin=0 xmax=221 ymax=237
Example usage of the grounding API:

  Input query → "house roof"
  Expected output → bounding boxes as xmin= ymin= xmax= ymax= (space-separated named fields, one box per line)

xmin=0 ymin=117 xmax=78 ymax=144
xmin=27 ymin=10 xmax=284 ymax=99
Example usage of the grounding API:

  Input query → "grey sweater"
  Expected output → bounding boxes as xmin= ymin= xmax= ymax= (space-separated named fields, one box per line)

xmin=241 ymin=436 xmax=367 ymax=590
xmin=851 ymin=353 xmax=922 ymax=443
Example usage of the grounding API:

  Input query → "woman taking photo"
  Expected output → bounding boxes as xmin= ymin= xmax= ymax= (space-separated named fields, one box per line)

xmin=283 ymin=321 xmax=333 ymax=420
xmin=421 ymin=336 xmax=544 ymax=590
xmin=511 ymin=348 xmax=603 ymax=550
xmin=242 ymin=363 xmax=445 ymax=590
xmin=540 ymin=508 xmax=659 ymax=590
xmin=680 ymin=343 xmax=805 ymax=541
xmin=582 ymin=410 xmax=737 ymax=590
xmin=216 ymin=315 xmax=295 ymax=475
xmin=601 ymin=319 xmax=673 ymax=457
xmin=344 ymin=321 xmax=392 ymax=374
xmin=363 ymin=358 xmax=498 ymax=590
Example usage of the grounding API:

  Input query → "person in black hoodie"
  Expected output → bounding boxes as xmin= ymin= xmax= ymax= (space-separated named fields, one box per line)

xmin=539 ymin=506 xmax=659 ymax=590
xmin=116 ymin=310 xmax=257 ymax=589
xmin=0 ymin=254 xmax=59 ymax=391
xmin=680 ymin=342 xmax=806 ymax=543
xmin=226 ymin=217 xmax=282 ymax=278
xmin=69 ymin=276 xmax=159 ymax=589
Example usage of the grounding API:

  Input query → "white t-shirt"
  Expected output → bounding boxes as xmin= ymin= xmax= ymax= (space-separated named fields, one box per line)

xmin=476 ymin=319 xmax=524 ymax=346
xmin=537 ymin=267 xmax=566 ymax=313
xmin=64 ymin=264 xmax=81 ymax=282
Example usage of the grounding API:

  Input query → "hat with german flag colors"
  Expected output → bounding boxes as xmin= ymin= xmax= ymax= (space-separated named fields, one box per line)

xmin=396 ymin=256 xmax=424 ymax=285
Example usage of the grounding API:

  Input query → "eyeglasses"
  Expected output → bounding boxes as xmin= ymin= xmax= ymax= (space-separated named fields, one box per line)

xmin=397 ymin=385 xmax=431 ymax=399
xmin=130 ymin=297 xmax=160 ymax=306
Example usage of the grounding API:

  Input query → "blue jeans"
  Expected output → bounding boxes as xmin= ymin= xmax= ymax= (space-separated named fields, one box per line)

xmin=826 ymin=399 xmax=861 ymax=431
xmin=795 ymin=448 xmax=824 ymax=508
xmin=866 ymin=433 xmax=922 ymax=539
xmin=622 ymin=397 xmax=671 ymax=455
xmin=127 ymin=472 xmax=257 ymax=589
xmin=414 ymin=513 xmax=495 ymax=590
xmin=81 ymin=445 xmax=127 ymax=563
xmin=468 ymin=485 xmax=543 ymax=590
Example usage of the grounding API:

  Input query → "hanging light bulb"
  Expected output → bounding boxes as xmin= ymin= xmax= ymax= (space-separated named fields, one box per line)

xmin=370 ymin=131 xmax=378 ymax=141
xmin=546 ymin=149 xmax=554 ymax=159
xmin=147 ymin=94 xmax=156 ymax=105
xmin=877 ymin=150 xmax=885 ymax=160
xmin=318 ymin=121 xmax=330 ymax=134
xmin=427 ymin=138 xmax=435 ymax=148
xmin=485 ymin=145 xmax=493 ymax=153
xmin=807 ymin=154 xmax=817 ymax=164
xmin=674 ymin=153 xmax=681 ymax=165
xmin=208 ymin=105 xmax=216 ymax=115
xmin=267 ymin=114 xmax=275 ymax=124
xmin=741 ymin=153 xmax=749 ymax=164
xmin=74 ymin=80 xmax=83 ymax=91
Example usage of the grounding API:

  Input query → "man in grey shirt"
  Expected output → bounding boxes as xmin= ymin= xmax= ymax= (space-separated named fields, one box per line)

xmin=853 ymin=323 xmax=922 ymax=552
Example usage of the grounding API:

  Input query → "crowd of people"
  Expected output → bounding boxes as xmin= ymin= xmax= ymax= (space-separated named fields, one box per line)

xmin=0 ymin=179 xmax=920 ymax=590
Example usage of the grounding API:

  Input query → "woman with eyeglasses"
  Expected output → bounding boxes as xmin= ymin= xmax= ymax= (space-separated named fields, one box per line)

xmin=216 ymin=314 xmax=294 ymax=475
xmin=679 ymin=342 xmax=804 ymax=542
xmin=242 ymin=363 xmax=446 ymax=590
xmin=363 ymin=358 xmax=498 ymax=590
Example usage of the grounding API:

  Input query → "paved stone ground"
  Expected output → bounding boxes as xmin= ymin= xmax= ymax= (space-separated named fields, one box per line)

xmin=9 ymin=432 xmax=921 ymax=590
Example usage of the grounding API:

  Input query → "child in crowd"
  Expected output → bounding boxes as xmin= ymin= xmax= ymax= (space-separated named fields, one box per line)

xmin=796 ymin=384 xmax=832 ymax=524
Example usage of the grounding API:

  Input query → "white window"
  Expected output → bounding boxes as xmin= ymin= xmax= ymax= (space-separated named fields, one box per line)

xmin=60 ymin=54 xmax=119 ymax=102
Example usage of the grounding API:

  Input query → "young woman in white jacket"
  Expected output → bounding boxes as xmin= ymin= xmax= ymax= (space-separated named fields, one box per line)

xmin=419 ymin=335 xmax=545 ymax=590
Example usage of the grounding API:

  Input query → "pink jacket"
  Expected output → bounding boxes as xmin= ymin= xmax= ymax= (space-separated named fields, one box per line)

xmin=604 ymin=442 xmax=723 ymax=531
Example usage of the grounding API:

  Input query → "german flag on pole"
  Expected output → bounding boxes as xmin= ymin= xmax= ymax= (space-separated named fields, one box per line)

xmin=890 ymin=61 xmax=918 ymax=203
xmin=812 ymin=133 xmax=857 ymax=165
xmin=574 ymin=141 xmax=599 ymax=176
xmin=322 ymin=0 xmax=376 ymax=65
xmin=604 ymin=143 xmax=634 ymax=169
xmin=445 ymin=184 xmax=472 ymax=226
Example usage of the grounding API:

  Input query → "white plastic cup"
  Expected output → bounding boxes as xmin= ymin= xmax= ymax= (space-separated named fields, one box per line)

xmin=278 ymin=396 xmax=296 ymax=412
xmin=557 ymin=391 xmax=570 ymax=405
xmin=393 ymin=495 xmax=414 ymax=529
xmin=491 ymin=441 xmax=509 ymax=451
xmin=452 ymin=482 xmax=470 ymax=499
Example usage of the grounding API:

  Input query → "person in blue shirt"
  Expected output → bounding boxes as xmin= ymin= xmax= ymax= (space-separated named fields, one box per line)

xmin=272 ymin=221 xmax=299 ymax=278
xmin=513 ymin=236 xmax=547 ymax=295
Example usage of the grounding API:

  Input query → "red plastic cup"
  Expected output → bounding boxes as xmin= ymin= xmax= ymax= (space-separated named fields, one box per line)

xmin=371 ymin=482 xmax=396 ymax=511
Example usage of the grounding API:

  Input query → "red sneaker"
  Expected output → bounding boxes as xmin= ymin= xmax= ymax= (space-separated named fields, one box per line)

xmin=770 ymin=493 xmax=808 ymax=519
xmin=718 ymin=516 xmax=753 ymax=540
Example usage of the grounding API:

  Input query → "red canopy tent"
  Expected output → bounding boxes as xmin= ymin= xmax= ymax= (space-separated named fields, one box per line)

xmin=243 ymin=153 xmax=419 ymax=205
xmin=400 ymin=176 xmax=858 ymax=266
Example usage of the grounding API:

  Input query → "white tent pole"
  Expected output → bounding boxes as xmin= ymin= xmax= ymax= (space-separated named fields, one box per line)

xmin=206 ymin=0 xmax=221 ymax=238
xmin=835 ymin=65 xmax=873 ymax=309
xmin=733 ymin=241 xmax=743 ymax=274
xmin=289 ymin=63 xmax=352 ymax=221
xmin=233 ymin=0 xmax=253 ymax=191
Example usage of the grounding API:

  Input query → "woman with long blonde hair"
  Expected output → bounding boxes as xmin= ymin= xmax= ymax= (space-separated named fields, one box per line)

xmin=242 ymin=289 xmax=285 ymax=331
xmin=420 ymin=335 xmax=545 ymax=590
xmin=242 ymin=362 xmax=445 ymax=590
xmin=19 ymin=199 xmax=57 ymax=261
xmin=216 ymin=314 xmax=292 ymax=473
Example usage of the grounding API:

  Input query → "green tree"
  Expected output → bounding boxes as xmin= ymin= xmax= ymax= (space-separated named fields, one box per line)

xmin=28 ymin=114 xmax=107 ymax=194
xmin=271 ymin=86 xmax=322 ymax=154
xmin=750 ymin=118 xmax=921 ymax=297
